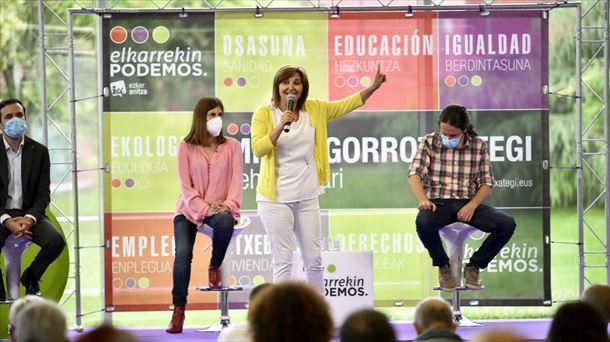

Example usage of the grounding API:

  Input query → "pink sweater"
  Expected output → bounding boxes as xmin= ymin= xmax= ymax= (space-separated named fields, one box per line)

xmin=175 ymin=137 xmax=243 ymax=226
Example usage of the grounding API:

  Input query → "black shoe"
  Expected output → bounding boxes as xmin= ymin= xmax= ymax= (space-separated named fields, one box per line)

xmin=20 ymin=268 xmax=41 ymax=296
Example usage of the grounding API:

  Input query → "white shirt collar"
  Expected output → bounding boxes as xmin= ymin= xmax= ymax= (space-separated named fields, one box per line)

xmin=3 ymin=134 xmax=25 ymax=152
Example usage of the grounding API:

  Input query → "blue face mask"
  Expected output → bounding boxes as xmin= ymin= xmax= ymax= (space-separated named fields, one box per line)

xmin=441 ymin=133 xmax=461 ymax=149
xmin=3 ymin=117 xmax=27 ymax=139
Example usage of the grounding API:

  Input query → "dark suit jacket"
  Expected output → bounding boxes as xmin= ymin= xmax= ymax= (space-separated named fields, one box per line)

xmin=0 ymin=135 xmax=51 ymax=222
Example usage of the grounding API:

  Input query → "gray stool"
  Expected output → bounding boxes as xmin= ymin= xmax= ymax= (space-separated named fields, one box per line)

xmin=433 ymin=222 xmax=484 ymax=326
xmin=2 ymin=235 xmax=33 ymax=301
xmin=195 ymin=216 xmax=250 ymax=331
xmin=195 ymin=286 xmax=243 ymax=331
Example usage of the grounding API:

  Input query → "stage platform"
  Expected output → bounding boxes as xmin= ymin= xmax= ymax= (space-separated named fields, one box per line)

xmin=64 ymin=318 xmax=554 ymax=341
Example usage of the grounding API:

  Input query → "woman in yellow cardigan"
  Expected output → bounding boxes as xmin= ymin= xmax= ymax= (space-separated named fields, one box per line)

xmin=251 ymin=64 xmax=386 ymax=293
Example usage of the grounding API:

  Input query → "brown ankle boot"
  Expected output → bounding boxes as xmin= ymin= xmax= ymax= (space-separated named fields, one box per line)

xmin=208 ymin=265 xmax=222 ymax=289
xmin=166 ymin=306 xmax=185 ymax=334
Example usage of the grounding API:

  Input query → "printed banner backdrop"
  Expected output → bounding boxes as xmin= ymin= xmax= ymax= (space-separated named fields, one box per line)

xmin=103 ymin=11 xmax=550 ymax=311
xmin=215 ymin=12 xmax=328 ymax=112
xmin=438 ymin=11 xmax=548 ymax=110
xmin=292 ymin=250 xmax=375 ymax=326
xmin=328 ymin=12 xmax=439 ymax=110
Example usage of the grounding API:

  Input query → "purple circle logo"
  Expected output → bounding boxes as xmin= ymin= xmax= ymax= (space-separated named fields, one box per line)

xmin=457 ymin=75 xmax=470 ymax=87
xmin=131 ymin=26 xmax=149 ymax=44
xmin=240 ymin=124 xmax=251 ymax=135
xmin=347 ymin=76 xmax=359 ymax=87
xmin=125 ymin=178 xmax=135 ymax=188
xmin=237 ymin=77 xmax=247 ymax=87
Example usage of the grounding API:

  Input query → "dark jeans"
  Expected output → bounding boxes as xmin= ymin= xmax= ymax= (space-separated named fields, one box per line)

xmin=415 ymin=199 xmax=516 ymax=269
xmin=0 ymin=212 xmax=66 ymax=281
xmin=171 ymin=211 xmax=235 ymax=306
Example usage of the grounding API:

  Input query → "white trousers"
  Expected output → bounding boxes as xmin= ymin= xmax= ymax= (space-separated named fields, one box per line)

xmin=257 ymin=197 xmax=324 ymax=293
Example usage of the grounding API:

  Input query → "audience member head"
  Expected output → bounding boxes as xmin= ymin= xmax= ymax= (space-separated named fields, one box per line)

xmin=547 ymin=301 xmax=608 ymax=342
xmin=582 ymin=284 xmax=610 ymax=325
xmin=247 ymin=282 xmax=271 ymax=306
xmin=217 ymin=284 xmax=273 ymax=341
xmin=8 ymin=295 xmax=46 ymax=342
xmin=413 ymin=297 xmax=455 ymax=335
xmin=14 ymin=300 xmax=68 ymax=342
xmin=248 ymin=280 xmax=333 ymax=342
xmin=340 ymin=309 xmax=396 ymax=342
xmin=471 ymin=329 xmax=527 ymax=342
xmin=75 ymin=324 xmax=139 ymax=342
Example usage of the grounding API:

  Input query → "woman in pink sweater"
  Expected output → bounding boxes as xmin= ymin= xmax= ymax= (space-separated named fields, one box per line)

xmin=167 ymin=97 xmax=244 ymax=334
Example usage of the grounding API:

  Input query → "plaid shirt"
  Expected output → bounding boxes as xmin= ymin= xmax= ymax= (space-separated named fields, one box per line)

xmin=408 ymin=132 xmax=494 ymax=199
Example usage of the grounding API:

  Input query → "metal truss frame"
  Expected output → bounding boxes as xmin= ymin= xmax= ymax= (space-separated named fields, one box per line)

xmin=34 ymin=0 xmax=608 ymax=329
xmin=575 ymin=0 xmax=610 ymax=293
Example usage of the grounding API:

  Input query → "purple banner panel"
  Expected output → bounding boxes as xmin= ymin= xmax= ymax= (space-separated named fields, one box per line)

xmin=438 ymin=11 xmax=548 ymax=110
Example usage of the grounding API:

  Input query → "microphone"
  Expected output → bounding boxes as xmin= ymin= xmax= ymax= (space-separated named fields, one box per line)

xmin=283 ymin=92 xmax=296 ymax=133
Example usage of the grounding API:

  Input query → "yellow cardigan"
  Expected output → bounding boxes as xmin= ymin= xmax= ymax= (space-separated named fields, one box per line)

xmin=251 ymin=92 xmax=364 ymax=200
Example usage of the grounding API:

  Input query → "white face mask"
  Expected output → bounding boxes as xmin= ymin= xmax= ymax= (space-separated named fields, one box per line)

xmin=207 ymin=117 xmax=223 ymax=137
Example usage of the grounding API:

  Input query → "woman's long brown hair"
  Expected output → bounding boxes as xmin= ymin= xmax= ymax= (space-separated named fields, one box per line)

xmin=184 ymin=97 xmax=226 ymax=146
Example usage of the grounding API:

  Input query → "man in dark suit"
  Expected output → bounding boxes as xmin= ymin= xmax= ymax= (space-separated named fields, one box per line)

xmin=0 ymin=98 xmax=66 ymax=300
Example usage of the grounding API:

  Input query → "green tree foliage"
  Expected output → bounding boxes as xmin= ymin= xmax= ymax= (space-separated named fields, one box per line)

xmin=0 ymin=1 xmax=40 ymax=118
xmin=548 ymin=7 xmax=606 ymax=207
xmin=0 ymin=0 xmax=95 ymax=125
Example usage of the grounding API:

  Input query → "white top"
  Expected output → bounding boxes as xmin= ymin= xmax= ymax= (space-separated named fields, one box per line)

xmin=217 ymin=323 xmax=251 ymax=342
xmin=256 ymin=105 xmax=322 ymax=203
xmin=0 ymin=136 xmax=35 ymax=225
xmin=3 ymin=135 xmax=24 ymax=210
